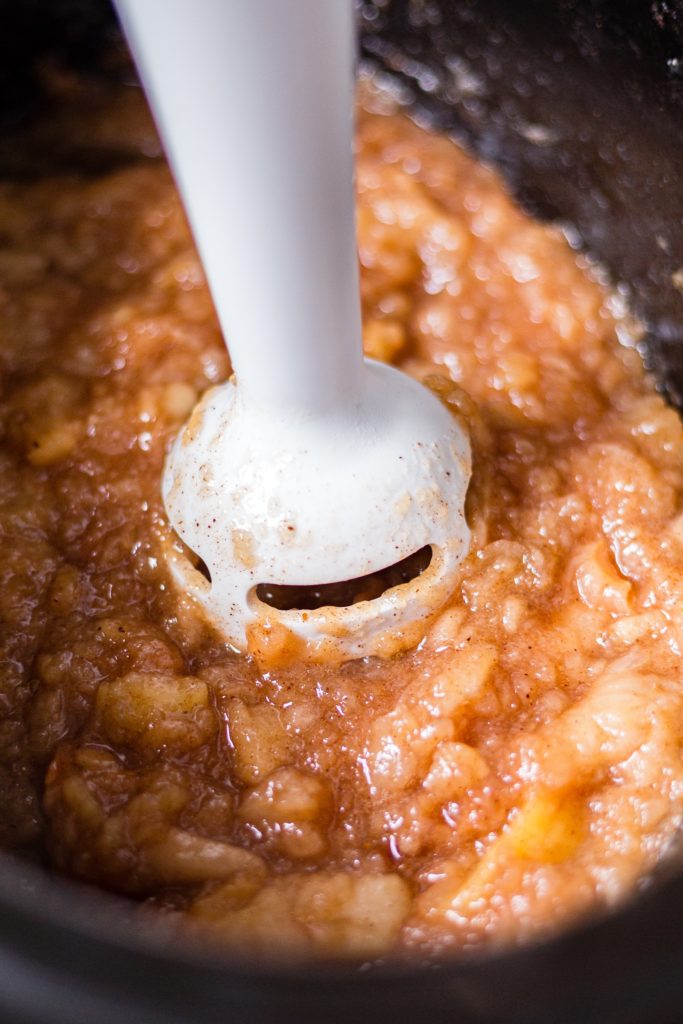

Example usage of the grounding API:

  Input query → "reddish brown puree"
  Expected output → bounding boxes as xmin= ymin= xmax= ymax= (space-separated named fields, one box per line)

xmin=2 ymin=72 xmax=683 ymax=959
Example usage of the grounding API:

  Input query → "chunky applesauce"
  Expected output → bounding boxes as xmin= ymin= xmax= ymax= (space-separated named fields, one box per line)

xmin=2 ymin=71 xmax=683 ymax=959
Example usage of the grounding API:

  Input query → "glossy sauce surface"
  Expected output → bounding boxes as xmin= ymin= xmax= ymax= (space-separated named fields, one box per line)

xmin=2 ymin=73 xmax=683 ymax=958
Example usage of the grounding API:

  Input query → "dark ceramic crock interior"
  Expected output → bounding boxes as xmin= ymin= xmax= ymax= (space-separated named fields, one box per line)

xmin=1 ymin=2 xmax=683 ymax=1022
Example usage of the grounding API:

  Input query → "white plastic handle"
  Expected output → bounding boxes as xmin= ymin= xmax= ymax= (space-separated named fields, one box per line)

xmin=115 ymin=0 xmax=363 ymax=416
xmin=116 ymin=0 xmax=473 ymax=662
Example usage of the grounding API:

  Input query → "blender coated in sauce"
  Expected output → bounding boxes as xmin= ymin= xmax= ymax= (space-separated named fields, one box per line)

xmin=2 ymin=73 xmax=683 ymax=957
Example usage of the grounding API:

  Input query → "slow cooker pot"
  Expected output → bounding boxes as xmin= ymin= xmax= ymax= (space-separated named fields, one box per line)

xmin=1 ymin=1 xmax=683 ymax=1022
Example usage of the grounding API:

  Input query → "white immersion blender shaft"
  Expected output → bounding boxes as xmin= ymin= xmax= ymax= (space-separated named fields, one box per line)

xmin=116 ymin=0 xmax=364 ymax=416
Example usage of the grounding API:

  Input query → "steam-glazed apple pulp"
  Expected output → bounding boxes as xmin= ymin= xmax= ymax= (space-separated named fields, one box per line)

xmin=2 ymin=73 xmax=683 ymax=958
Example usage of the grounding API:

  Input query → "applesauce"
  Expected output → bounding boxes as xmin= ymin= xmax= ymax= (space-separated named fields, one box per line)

xmin=2 ymin=71 xmax=683 ymax=959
